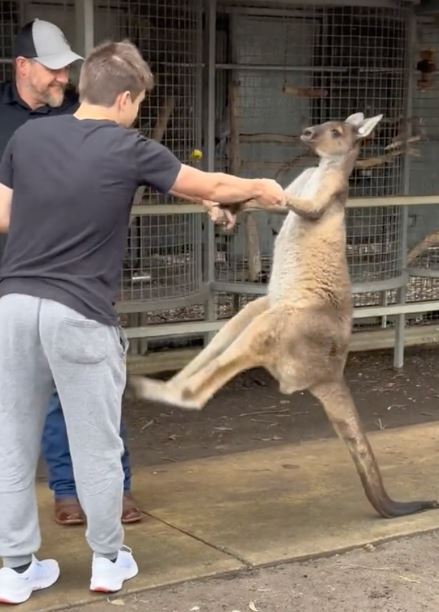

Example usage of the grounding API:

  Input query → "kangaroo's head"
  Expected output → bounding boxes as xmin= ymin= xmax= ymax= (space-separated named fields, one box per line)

xmin=300 ymin=113 xmax=383 ymax=160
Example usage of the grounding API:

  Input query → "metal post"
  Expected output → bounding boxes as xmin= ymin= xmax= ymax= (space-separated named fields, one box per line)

xmin=196 ymin=0 xmax=204 ymax=153
xmin=195 ymin=0 xmax=205 ymax=332
xmin=75 ymin=0 xmax=94 ymax=57
xmin=395 ymin=214 xmax=409 ymax=369
xmin=394 ymin=8 xmax=416 ymax=369
xmin=18 ymin=1 xmax=26 ymax=26
xmin=206 ymin=0 xmax=217 ymax=173
xmin=380 ymin=290 xmax=388 ymax=329
xmin=203 ymin=0 xmax=217 ymax=344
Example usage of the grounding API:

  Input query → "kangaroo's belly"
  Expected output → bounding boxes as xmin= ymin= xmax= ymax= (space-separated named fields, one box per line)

xmin=268 ymin=211 xmax=350 ymax=304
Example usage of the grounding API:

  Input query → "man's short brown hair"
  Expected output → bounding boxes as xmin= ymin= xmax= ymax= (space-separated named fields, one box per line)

xmin=78 ymin=40 xmax=154 ymax=106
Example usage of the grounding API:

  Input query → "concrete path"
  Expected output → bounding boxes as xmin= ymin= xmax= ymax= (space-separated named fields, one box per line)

xmin=8 ymin=422 xmax=439 ymax=611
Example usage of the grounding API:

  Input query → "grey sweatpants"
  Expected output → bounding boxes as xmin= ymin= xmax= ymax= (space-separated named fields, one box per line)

xmin=0 ymin=294 xmax=127 ymax=566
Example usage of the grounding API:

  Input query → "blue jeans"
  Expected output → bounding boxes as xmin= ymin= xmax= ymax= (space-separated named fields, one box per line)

xmin=42 ymin=391 xmax=131 ymax=499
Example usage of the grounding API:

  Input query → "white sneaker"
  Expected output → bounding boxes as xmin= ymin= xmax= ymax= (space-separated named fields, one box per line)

xmin=90 ymin=546 xmax=138 ymax=593
xmin=0 ymin=556 xmax=60 ymax=604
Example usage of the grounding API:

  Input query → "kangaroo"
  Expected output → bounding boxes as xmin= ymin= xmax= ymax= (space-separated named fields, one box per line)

xmin=132 ymin=113 xmax=438 ymax=518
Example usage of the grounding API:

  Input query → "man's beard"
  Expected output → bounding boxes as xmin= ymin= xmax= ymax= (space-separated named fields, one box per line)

xmin=43 ymin=84 xmax=66 ymax=108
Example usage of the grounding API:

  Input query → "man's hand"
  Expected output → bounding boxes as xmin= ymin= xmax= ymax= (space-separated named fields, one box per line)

xmin=255 ymin=179 xmax=287 ymax=208
xmin=202 ymin=200 xmax=237 ymax=231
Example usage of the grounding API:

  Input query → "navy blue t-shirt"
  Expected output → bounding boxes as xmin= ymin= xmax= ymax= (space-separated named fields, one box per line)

xmin=0 ymin=114 xmax=181 ymax=325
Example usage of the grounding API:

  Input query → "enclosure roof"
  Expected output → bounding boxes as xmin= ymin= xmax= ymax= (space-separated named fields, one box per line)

xmin=219 ymin=0 xmax=418 ymax=8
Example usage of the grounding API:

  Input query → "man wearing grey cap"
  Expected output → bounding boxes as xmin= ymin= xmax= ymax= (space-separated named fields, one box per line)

xmin=0 ymin=18 xmax=141 ymax=527
xmin=0 ymin=18 xmax=81 ymax=154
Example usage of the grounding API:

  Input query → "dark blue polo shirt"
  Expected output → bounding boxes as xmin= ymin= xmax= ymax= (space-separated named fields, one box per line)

xmin=0 ymin=81 xmax=79 ymax=155
xmin=0 ymin=81 xmax=79 ymax=258
xmin=0 ymin=115 xmax=181 ymax=325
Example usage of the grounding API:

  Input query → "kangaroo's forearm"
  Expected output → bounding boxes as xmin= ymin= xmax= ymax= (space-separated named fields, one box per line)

xmin=284 ymin=193 xmax=332 ymax=220
xmin=220 ymin=199 xmax=287 ymax=215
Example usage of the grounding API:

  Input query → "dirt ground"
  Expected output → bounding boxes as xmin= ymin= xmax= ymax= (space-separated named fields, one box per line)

xmin=123 ymin=345 xmax=439 ymax=469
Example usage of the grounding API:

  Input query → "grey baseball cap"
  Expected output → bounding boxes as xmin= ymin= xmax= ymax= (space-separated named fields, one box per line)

xmin=13 ymin=18 xmax=83 ymax=69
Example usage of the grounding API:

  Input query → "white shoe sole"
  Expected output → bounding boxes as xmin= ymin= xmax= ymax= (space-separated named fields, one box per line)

xmin=90 ymin=563 xmax=138 ymax=593
xmin=0 ymin=565 xmax=60 ymax=604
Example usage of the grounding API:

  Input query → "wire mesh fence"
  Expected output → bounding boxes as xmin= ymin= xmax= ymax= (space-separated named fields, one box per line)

xmin=96 ymin=0 xmax=202 ymax=171
xmin=214 ymin=2 xmax=408 ymax=322
xmin=0 ymin=1 xmax=18 ymax=82
xmin=1 ymin=1 xmax=439 ymax=354
xmin=121 ymin=213 xmax=203 ymax=304
xmin=401 ymin=13 xmax=439 ymax=328
xmin=95 ymin=0 xmax=204 ymax=308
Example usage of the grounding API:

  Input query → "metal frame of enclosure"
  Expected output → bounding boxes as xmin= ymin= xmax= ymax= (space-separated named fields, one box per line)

xmin=1 ymin=0 xmax=439 ymax=371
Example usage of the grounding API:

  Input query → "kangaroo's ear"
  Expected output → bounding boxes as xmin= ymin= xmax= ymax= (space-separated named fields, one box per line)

xmin=356 ymin=114 xmax=384 ymax=138
xmin=345 ymin=112 xmax=364 ymax=127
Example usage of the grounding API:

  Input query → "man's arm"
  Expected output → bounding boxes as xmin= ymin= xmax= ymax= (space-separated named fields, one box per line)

xmin=134 ymin=137 xmax=285 ymax=228
xmin=0 ymin=184 xmax=12 ymax=232
xmin=170 ymin=164 xmax=285 ymax=208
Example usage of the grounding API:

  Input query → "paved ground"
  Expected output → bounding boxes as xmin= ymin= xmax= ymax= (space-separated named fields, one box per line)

xmin=26 ymin=418 xmax=439 ymax=612
xmin=82 ymin=531 xmax=439 ymax=612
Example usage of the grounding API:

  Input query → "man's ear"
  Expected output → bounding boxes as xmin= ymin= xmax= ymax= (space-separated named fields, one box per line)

xmin=14 ymin=57 xmax=28 ymax=77
xmin=356 ymin=114 xmax=384 ymax=138
xmin=117 ymin=90 xmax=131 ymax=108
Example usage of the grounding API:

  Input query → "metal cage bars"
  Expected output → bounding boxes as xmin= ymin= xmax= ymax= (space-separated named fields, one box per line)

xmin=1 ymin=1 xmax=439 ymax=370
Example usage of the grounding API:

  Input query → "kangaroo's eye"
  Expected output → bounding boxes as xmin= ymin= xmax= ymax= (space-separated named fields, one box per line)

xmin=331 ymin=128 xmax=342 ymax=137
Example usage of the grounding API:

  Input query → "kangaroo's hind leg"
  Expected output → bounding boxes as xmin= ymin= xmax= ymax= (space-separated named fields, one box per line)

xmin=130 ymin=297 xmax=270 ymax=408
xmin=159 ymin=308 xmax=278 ymax=410
xmin=173 ymin=296 xmax=269 ymax=382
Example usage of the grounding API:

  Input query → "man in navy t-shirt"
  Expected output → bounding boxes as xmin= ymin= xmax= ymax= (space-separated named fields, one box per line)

xmin=0 ymin=40 xmax=285 ymax=601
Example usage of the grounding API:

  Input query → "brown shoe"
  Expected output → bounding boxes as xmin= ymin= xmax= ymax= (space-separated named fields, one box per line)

xmin=54 ymin=497 xmax=85 ymax=526
xmin=122 ymin=493 xmax=142 ymax=524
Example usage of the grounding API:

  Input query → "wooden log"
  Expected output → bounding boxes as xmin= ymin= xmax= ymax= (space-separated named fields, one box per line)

xmin=408 ymin=231 xmax=439 ymax=265
xmin=229 ymin=81 xmax=261 ymax=282
xmin=240 ymin=133 xmax=299 ymax=144
xmin=282 ymin=84 xmax=328 ymax=98
xmin=151 ymin=97 xmax=175 ymax=142
xmin=245 ymin=214 xmax=262 ymax=281
xmin=228 ymin=82 xmax=241 ymax=175
xmin=133 ymin=97 xmax=175 ymax=206
xmin=356 ymin=148 xmax=420 ymax=170
xmin=240 ymin=147 xmax=419 ymax=173
xmin=385 ymin=135 xmax=421 ymax=152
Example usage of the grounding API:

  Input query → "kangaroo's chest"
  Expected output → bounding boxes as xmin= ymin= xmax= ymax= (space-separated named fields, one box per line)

xmin=274 ymin=167 xmax=323 ymax=255
xmin=268 ymin=167 xmax=325 ymax=295
xmin=278 ymin=167 xmax=322 ymax=235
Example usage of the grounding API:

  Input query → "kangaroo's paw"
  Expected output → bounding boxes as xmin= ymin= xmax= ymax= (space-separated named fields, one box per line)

xmin=129 ymin=376 xmax=203 ymax=410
